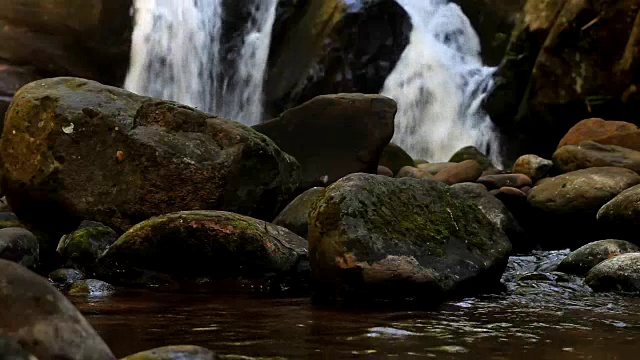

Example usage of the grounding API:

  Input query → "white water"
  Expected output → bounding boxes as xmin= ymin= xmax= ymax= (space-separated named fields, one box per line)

xmin=382 ymin=0 xmax=504 ymax=166
xmin=124 ymin=0 xmax=277 ymax=126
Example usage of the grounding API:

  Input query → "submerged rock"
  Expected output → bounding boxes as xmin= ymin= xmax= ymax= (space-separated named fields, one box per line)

xmin=98 ymin=211 xmax=308 ymax=287
xmin=553 ymin=141 xmax=640 ymax=174
xmin=57 ymin=221 xmax=118 ymax=272
xmin=557 ymin=240 xmax=640 ymax=276
xmin=308 ymin=174 xmax=511 ymax=303
xmin=68 ymin=279 xmax=115 ymax=297
xmin=0 ymin=77 xmax=300 ymax=239
xmin=0 ymin=259 xmax=114 ymax=359
xmin=0 ymin=227 xmax=39 ymax=268
xmin=597 ymin=184 xmax=640 ymax=240
xmin=511 ymin=154 xmax=553 ymax=183
xmin=273 ymin=187 xmax=326 ymax=239
xmin=253 ymin=93 xmax=396 ymax=190
xmin=586 ymin=253 xmax=640 ymax=293
xmin=121 ymin=345 xmax=217 ymax=360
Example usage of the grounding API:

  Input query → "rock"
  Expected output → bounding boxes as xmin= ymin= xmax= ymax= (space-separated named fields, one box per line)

xmin=557 ymin=240 xmax=640 ymax=276
xmin=56 ymin=221 xmax=118 ymax=272
xmin=417 ymin=162 xmax=455 ymax=175
xmin=496 ymin=187 xmax=527 ymax=199
xmin=266 ymin=0 xmax=411 ymax=116
xmin=476 ymin=173 xmax=532 ymax=190
xmin=49 ymin=268 xmax=85 ymax=289
xmin=378 ymin=143 xmax=414 ymax=175
xmin=68 ymin=279 xmax=115 ymax=297
xmin=396 ymin=166 xmax=433 ymax=180
xmin=432 ymin=160 xmax=484 ymax=185
xmin=121 ymin=345 xmax=218 ymax=360
xmin=0 ymin=259 xmax=115 ymax=359
xmin=0 ymin=212 xmax=22 ymax=229
xmin=273 ymin=187 xmax=326 ymax=239
xmin=377 ymin=166 xmax=393 ymax=177
xmin=527 ymin=167 xmax=640 ymax=248
xmin=253 ymin=93 xmax=395 ymax=190
xmin=452 ymin=182 xmax=526 ymax=250
xmin=557 ymin=118 xmax=640 ymax=150
xmin=97 ymin=211 xmax=308 ymax=287
xmin=487 ymin=1 xmax=640 ymax=160
xmin=0 ymin=77 xmax=300 ymax=240
xmin=308 ymin=174 xmax=511 ymax=303
xmin=449 ymin=146 xmax=495 ymax=171
xmin=0 ymin=335 xmax=34 ymax=359
xmin=0 ymin=1 xmax=132 ymax=85
xmin=553 ymin=141 xmax=640 ymax=174
xmin=597 ymin=184 xmax=640 ymax=241
xmin=586 ymin=253 xmax=640 ymax=293
xmin=0 ymin=227 xmax=39 ymax=268
xmin=511 ymin=154 xmax=553 ymax=182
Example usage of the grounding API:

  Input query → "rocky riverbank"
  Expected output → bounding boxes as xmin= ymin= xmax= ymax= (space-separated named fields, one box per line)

xmin=1 ymin=77 xmax=640 ymax=358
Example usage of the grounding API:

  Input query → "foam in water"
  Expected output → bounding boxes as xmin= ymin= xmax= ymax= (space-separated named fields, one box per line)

xmin=382 ymin=0 xmax=503 ymax=166
xmin=124 ymin=0 xmax=277 ymax=126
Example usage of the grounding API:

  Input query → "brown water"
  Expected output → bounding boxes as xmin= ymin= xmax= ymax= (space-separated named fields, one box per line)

xmin=70 ymin=252 xmax=640 ymax=359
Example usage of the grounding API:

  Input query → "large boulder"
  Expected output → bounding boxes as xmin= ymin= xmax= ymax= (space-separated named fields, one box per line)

xmin=0 ymin=77 xmax=300 ymax=241
xmin=553 ymin=141 xmax=640 ymax=174
xmin=273 ymin=187 xmax=326 ymax=239
xmin=0 ymin=259 xmax=115 ymax=359
xmin=56 ymin=221 xmax=118 ymax=272
xmin=0 ymin=0 xmax=132 ymax=85
xmin=266 ymin=0 xmax=411 ymax=116
xmin=585 ymin=253 xmax=640 ymax=293
xmin=597 ymin=184 xmax=640 ymax=241
xmin=253 ymin=93 xmax=395 ymax=190
xmin=557 ymin=239 xmax=640 ymax=276
xmin=308 ymin=174 xmax=511 ymax=303
xmin=557 ymin=118 xmax=640 ymax=150
xmin=97 ymin=211 xmax=308 ymax=288
xmin=527 ymin=167 xmax=640 ymax=248
xmin=487 ymin=0 xmax=640 ymax=160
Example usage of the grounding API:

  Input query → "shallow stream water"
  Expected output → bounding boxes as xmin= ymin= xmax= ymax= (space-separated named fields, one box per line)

xmin=70 ymin=252 xmax=640 ymax=359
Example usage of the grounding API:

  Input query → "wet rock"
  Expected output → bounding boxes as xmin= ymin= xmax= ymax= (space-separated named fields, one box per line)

xmin=0 ymin=77 xmax=300 ymax=240
xmin=0 ymin=259 xmax=115 ymax=359
xmin=476 ymin=173 xmax=532 ymax=190
xmin=308 ymin=174 xmax=511 ymax=303
xmin=378 ymin=143 xmax=414 ymax=175
xmin=0 ymin=212 xmax=22 ymax=229
xmin=97 ymin=211 xmax=308 ymax=287
xmin=417 ymin=162 xmax=455 ymax=175
xmin=432 ymin=160 xmax=484 ymax=185
xmin=586 ymin=253 xmax=640 ymax=293
xmin=68 ymin=279 xmax=115 ymax=297
xmin=496 ymin=187 xmax=527 ymax=199
xmin=56 ymin=221 xmax=118 ymax=272
xmin=553 ymin=141 xmax=640 ymax=174
xmin=0 ymin=227 xmax=39 ymax=268
xmin=0 ymin=335 xmax=34 ymax=359
xmin=449 ymin=146 xmax=494 ymax=171
xmin=527 ymin=167 xmax=640 ymax=248
xmin=557 ymin=118 xmax=640 ymax=150
xmin=396 ymin=166 xmax=433 ymax=180
xmin=377 ymin=166 xmax=394 ymax=177
xmin=48 ymin=268 xmax=85 ymax=289
xmin=266 ymin=0 xmax=411 ymax=116
xmin=121 ymin=345 xmax=218 ymax=360
xmin=0 ymin=1 xmax=132 ymax=85
xmin=511 ymin=154 xmax=553 ymax=182
xmin=452 ymin=182 xmax=526 ymax=250
xmin=253 ymin=93 xmax=395 ymax=190
xmin=557 ymin=240 xmax=640 ymax=276
xmin=273 ymin=187 xmax=326 ymax=239
xmin=597 ymin=184 xmax=640 ymax=240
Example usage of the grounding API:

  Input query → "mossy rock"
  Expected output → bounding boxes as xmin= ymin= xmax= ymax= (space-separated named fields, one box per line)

xmin=0 ymin=212 xmax=22 ymax=229
xmin=378 ymin=143 xmax=414 ymax=175
xmin=597 ymin=184 xmax=640 ymax=241
xmin=57 ymin=221 xmax=118 ymax=271
xmin=586 ymin=253 xmax=640 ymax=293
xmin=449 ymin=146 xmax=494 ymax=171
xmin=120 ymin=345 xmax=217 ymax=360
xmin=273 ymin=187 xmax=326 ymax=239
xmin=308 ymin=174 xmax=511 ymax=303
xmin=97 ymin=211 xmax=308 ymax=287
xmin=68 ymin=279 xmax=115 ymax=297
xmin=48 ymin=268 xmax=85 ymax=289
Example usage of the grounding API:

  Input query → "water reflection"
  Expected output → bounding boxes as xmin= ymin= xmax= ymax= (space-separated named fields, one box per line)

xmin=71 ymin=253 xmax=640 ymax=359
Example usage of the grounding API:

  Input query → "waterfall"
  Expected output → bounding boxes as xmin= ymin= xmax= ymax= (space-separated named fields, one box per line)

xmin=124 ymin=0 xmax=277 ymax=126
xmin=382 ymin=0 xmax=504 ymax=166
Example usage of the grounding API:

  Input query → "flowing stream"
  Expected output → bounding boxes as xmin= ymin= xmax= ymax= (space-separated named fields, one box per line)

xmin=124 ymin=0 xmax=277 ymax=126
xmin=382 ymin=0 xmax=504 ymax=166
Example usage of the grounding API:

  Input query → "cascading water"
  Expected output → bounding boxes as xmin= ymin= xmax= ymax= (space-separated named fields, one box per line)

xmin=124 ymin=0 xmax=277 ymax=126
xmin=382 ymin=0 xmax=504 ymax=166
